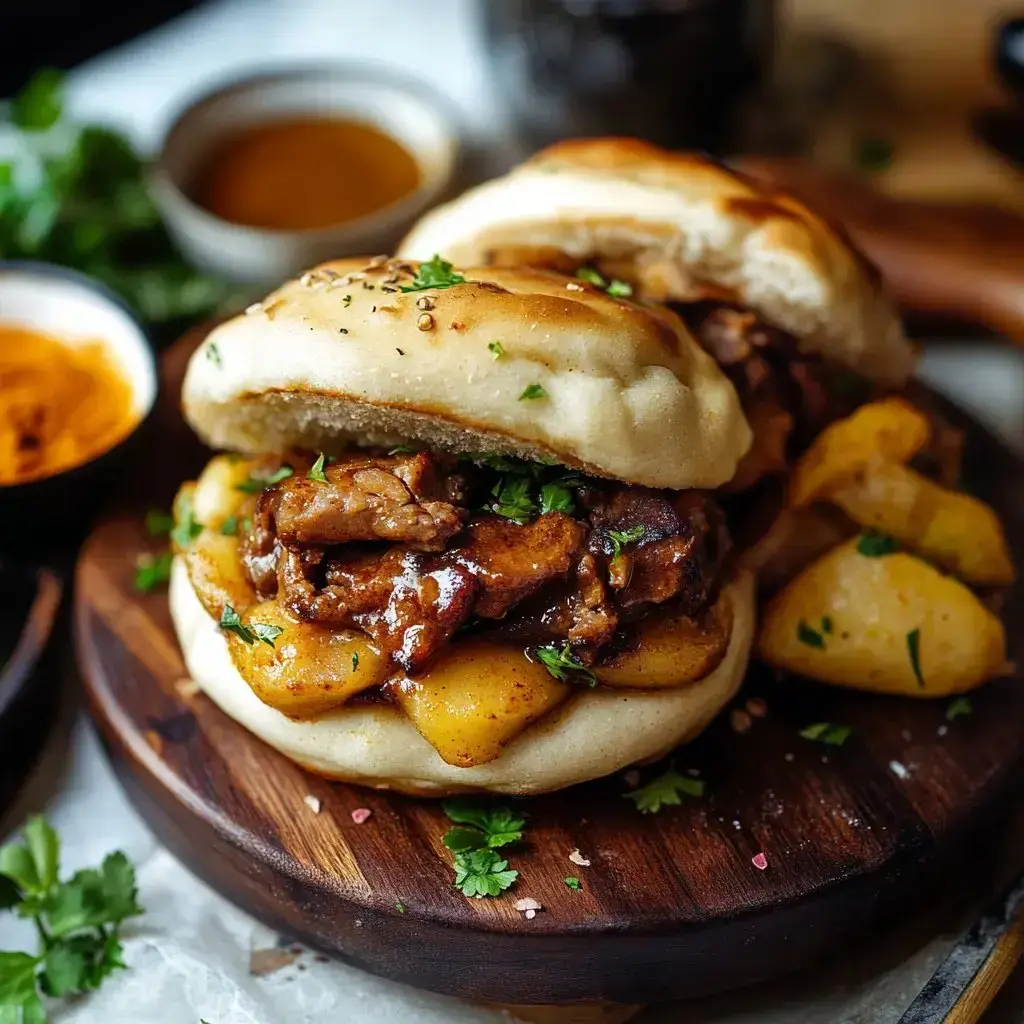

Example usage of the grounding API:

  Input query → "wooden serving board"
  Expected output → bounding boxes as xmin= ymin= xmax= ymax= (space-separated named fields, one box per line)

xmin=74 ymin=331 xmax=1024 ymax=1005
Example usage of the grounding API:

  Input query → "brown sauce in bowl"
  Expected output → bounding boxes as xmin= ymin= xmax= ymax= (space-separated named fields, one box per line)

xmin=0 ymin=325 xmax=137 ymax=485
xmin=192 ymin=118 xmax=421 ymax=231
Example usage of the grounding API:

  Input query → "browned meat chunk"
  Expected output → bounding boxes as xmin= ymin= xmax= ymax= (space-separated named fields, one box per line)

xmin=451 ymin=513 xmax=584 ymax=618
xmin=269 ymin=454 xmax=465 ymax=551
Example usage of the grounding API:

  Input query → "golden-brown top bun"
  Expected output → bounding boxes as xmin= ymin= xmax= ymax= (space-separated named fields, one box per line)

xmin=182 ymin=256 xmax=752 ymax=490
xmin=399 ymin=138 xmax=916 ymax=387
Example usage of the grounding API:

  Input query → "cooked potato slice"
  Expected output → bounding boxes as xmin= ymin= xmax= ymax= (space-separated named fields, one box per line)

xmin=595 ymin=599 xmax=732 ymax=688
xmin=184 ymin=532 xmax=257 ymax=620
xmin=191 ymin=454 xmax=258 ymax=529
xmin=391 ymin=641 xmax=570 ymax=767
xmin=789 ymin=399 xmax=931 ymax=508
xmin=831 ymin=462 xmax=1015 ymax=585
xmin=228 ymin=600 xmax=388 ymax=718
xmin=758 ymin=539 xmax=1007 ymax=696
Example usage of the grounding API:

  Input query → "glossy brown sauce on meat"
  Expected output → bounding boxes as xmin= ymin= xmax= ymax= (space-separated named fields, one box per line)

xmin=239 ymin=451 xmax=729 ymax=676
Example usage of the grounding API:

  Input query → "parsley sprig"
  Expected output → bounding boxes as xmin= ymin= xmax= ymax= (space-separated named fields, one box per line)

xmin=535 ymin=643 xmax=597 ymax=687
xmin=0 ymin=817 xmax=143 ymax=1021
xmin=307 ymin=453 xmax=329 ymax=483
xmin=624 ymin=768 xmax=705 ymax=814
xmin=219 ymin=605 xmax=284 ymax=648
xmin=400 ymin=254 xmax=465 ymax=293
xmin=441 ymin=802 xmax=523 ymax=898
xmin=575 ymin=267 xmax=633 ymax=298
xmin=235 ymin=466 xmax=294 ymax=494
xmin=799 ymin=722 xmax=852 ymax=746
xmin=467 ymin=454 xmax=584 ymax=524
xmin=607 ymin=525 xmax=645 ymax=558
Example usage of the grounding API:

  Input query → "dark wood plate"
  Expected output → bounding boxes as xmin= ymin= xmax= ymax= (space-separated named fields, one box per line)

xmin=74 ymin=331 xmax=1024 ymax=1005
xmin=0 ymin=561 xmax=64 ymax=812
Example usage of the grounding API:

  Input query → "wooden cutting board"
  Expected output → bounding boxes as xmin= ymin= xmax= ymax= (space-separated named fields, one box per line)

xmin=74 ymin=329 xmax=1024 ymax=1005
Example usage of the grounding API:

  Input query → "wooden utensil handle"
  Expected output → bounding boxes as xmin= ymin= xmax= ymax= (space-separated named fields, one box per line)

xmin=739 ymin=158 xmax=1024 ymax=343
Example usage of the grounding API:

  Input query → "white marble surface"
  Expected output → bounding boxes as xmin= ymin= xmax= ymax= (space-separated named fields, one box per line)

xmin=3 ymin=1 xmax=1024 ymax=1020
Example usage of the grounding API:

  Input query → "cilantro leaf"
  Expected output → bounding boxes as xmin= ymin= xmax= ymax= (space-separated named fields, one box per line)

xmin=134 ymin=551 xmax=173 ymax=593
xmin=218 ymin=605 xmax=284 ymax=648
xmin=170 ymin=494 xmax=203 ymax=549
xmin=624 ymin=769 xmax=705 ymax=814
xmin=946 ymin=696 xmax=973 ymax=721
xmin=539 ymin=481 xmax=575 ymax=515
xmin=799 ymin=722 xmax=852 ymax=746
xmin=235 ymin=466 xmax=294 ymax=494
xmin=535 ymin=644 xmax=597 ymax=686
xmin=489 ymin=476 xmax=537 ymax=524
xmin=907 ymin=628 xmax=925 ymax=687
xmin=488 ymin=341 xmax=505 ymax=359
xmin=856 ymin=531 xmax=899 ymax=557
xmin=607 ymin=525 xmax=645 ymax=558
xmin=0 ymin=952 xmax=44 ymax=1021
xmin=145 ymin=508 xmax=174 ymax=536
xmin=441 ymin=801 xmax=526 ymax=848
xmin=576 ymin=267 xmax=606 ymax=288
xmin=452 ymin=849 xmax=518 ymax=898
xmin=400 ymin=254 xmax=465 ymax=293
xmin=0 ymin=843 xmax=41 ymax=896
xmin=518 ymin=384 xmax=547 ymax=401
xmin=441 ymin=828 xmax=487 ymax=854
xmin=606 ymin=279 xmax=632 ymax=298
xmin=797 ymin=621 xmax=825 ymax=649
xmin=307 ymin=453 xmax=328 ymax=483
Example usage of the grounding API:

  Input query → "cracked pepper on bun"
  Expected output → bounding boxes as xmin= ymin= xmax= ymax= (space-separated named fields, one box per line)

xmin=170 ymin=255 xmax=756 ymax=795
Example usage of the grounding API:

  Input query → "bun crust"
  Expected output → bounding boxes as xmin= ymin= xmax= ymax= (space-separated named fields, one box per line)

xmin=399 ymin=138 xmax=915 ymax=386
xmin=169 ymin=559 xmax=755 ymax=796
xmin=182 ymin=257 xmax=751 ymax=490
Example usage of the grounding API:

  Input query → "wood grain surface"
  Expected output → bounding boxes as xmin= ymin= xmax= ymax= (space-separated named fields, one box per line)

xmin=74 ymin=330 xmax=1024 ymax=1005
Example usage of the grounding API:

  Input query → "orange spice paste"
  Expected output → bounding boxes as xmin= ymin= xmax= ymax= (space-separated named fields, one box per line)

xmin=0 ymin=324 xmax=137 ymax=485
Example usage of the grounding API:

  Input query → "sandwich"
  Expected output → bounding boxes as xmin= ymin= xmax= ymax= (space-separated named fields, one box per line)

xmin=399 ymin=139 xmax=1015 ymax=698
xmin=170 ymin=256 xmax=756 ymax=795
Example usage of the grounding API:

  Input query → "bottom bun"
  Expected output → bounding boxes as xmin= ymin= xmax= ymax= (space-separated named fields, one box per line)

xmin=170 ymin=560 xmax=755 ymax=796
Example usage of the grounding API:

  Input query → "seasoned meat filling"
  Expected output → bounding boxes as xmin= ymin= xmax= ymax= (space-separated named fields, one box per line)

xmin=240 ymin=452 xmax=729 ymax=673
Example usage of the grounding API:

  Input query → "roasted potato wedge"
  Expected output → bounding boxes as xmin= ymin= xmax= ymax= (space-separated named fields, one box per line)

xmin=184 ymin=532 xmax=257 ymax=619
xmin=758 ymin=539 xmax=1006 ymax=696
xmin=595 ymin=599 xmax=732 ymax=688
xmin=391 ymin=641 xmax=570 ymax=767
xmin=228 ymin=600 xmax=388 ymax=718
xmin=789 ymin=399 xmax=931 ymax=508
xmin=830 ymin=462 xmax=1015 ymax=585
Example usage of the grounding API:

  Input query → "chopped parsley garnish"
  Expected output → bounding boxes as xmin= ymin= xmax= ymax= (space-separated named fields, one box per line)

xmin=797 ymin=620 xmax=826 ymax=649
xmin=236 ymin=465 xmax=294 ymax=494
xmin=219 ymin=604 xmax=284 ymax=648
xmin=518 ymin=383 xmax=547 ymax=401
xmin=351 ymin=653 xmax=359 ymax=672
xmin=206 ymin=342 xmax=221 ymax=366
xmin=394 ymin=902 xmax=406 ymax=914
xmin=307 ymin=453 xmax=328 ymax=483
xmin=946 ymin=696 xmax=973 ymax=720
xmin=490 ymin=475 xmax=538 ymax=524
xmin=576 ymin=267 xmax=633 ymax=298
xmin=170 ymin=494 xmax=203 ymax=548
xmin=576 ymin=267 xmax=605 ymax=287
xmin=856 ymin=531 xmax=899 ymax=557
xmin=821 ymin=616 xmax=834 ymax=634
xmin=488 ymin=341 xmax=505 ymax=359
xmin=342 ymin=294 xmax=352 ymax=307
xmin=0 ymin=816 xmax=143 ymax=1020
xmin=145 ymin=508 xmax=174 ymax=536
xmin=219 ymin=516 xmax=239 ymax=536
xmin=441 ymin=801 xmax=524 ymax=898
xmin=606 ymin=279 xmax=633 ymax=298
xmin=134 ymin=551 xmax=172 ymax=593
xmin=607 ymin=525 xmax=645 ymax=558
xmin=539 ymin=481 xmax=575 ymax=515
xmin=535 ymin=644 xmax=597 ymax=686
xmin=907 ymin=628 xmax=925 ymax=687
xmin=624 ymin=768 xmax=705 ymax=814
xmin=799 ymin=722 xmax=852 ymax=746
xmin=564 ymin=876 xmax=582 ymax=891
xmin=400 ymin=254 xmax=465 ymax=293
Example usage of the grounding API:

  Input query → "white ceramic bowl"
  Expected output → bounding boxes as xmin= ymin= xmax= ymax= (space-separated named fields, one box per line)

xmin=151 ymin=65 xmax=461 ymax=285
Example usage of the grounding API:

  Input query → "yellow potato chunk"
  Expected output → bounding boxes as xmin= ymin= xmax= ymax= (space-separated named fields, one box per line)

xmin=758 ymin=539 xmax=1006 ymax=696
xmin=830 ymin=462 xmax=1015 ymax=586
xmin=185 ymin=532 xmax=257 ymax=620
xmin=789 ymin=398 xmax=931 ymax=508
xmin=190 ymin=454 xmax=258 ymax=530
xmin=228 ymin=601 xmax=388 ymax=719
xmin=391 ymin=641 xmax=570 ymax=767
xmin=595 ymin=599 xmax=732 ymax=689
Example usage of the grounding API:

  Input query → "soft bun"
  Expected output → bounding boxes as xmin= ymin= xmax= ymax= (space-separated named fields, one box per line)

xmin=399 ymin=138 xmax=916 ymax=387
xmin=169 ymin=558 xmax=754 ymax=796
xmin=182 ymin=256 xmax=751 ymax=491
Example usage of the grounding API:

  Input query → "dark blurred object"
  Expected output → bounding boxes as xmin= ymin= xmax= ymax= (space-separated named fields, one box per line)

xmin=0 ymin=1 xmax=202 ymax=98
xmin=740 ymin=157 xmax=1024 ymax=345
xmin=973 ymin=17 xmax=1024 ymax=170
xmin=479 ymin=0 xmax=774 ymax=153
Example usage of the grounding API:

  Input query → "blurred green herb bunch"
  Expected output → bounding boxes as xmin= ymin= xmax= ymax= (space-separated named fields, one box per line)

xmin=0 ymin=69 xmax=239 ymax=325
